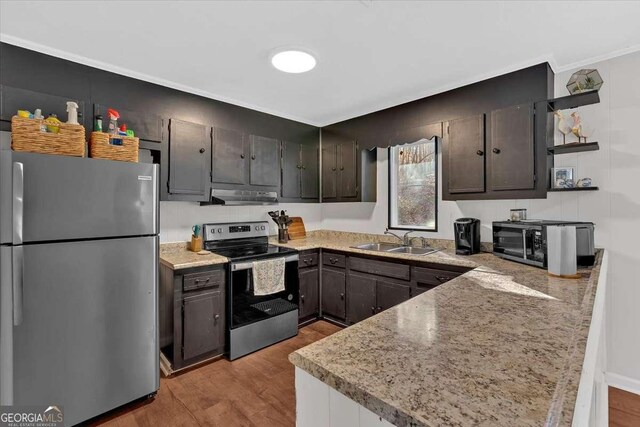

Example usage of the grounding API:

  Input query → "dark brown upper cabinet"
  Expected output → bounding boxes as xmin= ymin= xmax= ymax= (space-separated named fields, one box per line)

xmin=445 ymin=114 xmax=486 ymax=194
xmin=249 ymin=135 xmax=280 ymax=186
xmin=322 ymin=136 xmax=359 ymax=201
xmin=490 ymin=103 xmax=535 ymax=191
xmin=443 ymin=102 xmax=549 ymax=200
xmin=212 ymin=127 xmax=246 ymax=185
xmin=282 ymin=141 xmax=319 ymax=201
xmin=168 ymin=119 xmax=210 ymax=198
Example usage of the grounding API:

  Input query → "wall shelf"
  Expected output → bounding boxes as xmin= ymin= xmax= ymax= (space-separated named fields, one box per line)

xmin=549 ymin=142 xmax=599 ymax=155
xmin=548 ymin=186 xmax=599 ymax=192
xmin=547 ymin=91 xmax=600 ymax=111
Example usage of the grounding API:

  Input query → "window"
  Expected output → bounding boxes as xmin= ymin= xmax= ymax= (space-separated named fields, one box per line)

xmin=388 ymin=138 xmax=437 ymax=231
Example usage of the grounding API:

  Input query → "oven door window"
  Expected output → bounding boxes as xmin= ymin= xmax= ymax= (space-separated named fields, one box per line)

xmin=229 ymin=260 xmax=299 ymax=329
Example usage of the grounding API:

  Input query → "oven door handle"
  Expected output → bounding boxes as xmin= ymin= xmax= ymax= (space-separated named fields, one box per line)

xmin=231 ymin=254 xmax=299 ymax=271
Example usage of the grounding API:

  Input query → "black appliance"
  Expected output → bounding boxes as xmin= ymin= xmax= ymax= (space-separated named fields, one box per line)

xmin=454 ymin=218 xmax=481 ymax=255
xmin=492 ymin=220 xmax=595 ymax=268
xmin=202 ymin=221 xmax=299 ymax=360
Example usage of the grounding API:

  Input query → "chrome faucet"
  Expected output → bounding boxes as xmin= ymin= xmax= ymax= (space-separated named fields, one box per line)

xmin=384 ymin=228 xmax=414 ymax=247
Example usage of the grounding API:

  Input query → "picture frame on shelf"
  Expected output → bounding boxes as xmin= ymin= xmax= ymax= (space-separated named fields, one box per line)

xmin=552 ymin=167 xmax=575 ymax=189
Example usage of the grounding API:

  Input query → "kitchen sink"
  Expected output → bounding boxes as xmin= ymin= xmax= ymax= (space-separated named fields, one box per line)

xmin=387 ymin=246 xmax=438 ymax=255
xmin=351 ymin=242 xmax=438 ymax=256
xmin=352 ymin=242 xmax=403 ymax=251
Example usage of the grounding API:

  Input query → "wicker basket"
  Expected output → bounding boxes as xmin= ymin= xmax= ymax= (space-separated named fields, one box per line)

xmin=11 ymin=115 xmax=86 ymax=157
xmin=90 ymin=132 xmax=139 ymax=163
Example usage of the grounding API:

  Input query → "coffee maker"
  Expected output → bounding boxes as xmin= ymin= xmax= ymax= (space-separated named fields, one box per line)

xmin=454 ymin=218 xmax=481 ymax=255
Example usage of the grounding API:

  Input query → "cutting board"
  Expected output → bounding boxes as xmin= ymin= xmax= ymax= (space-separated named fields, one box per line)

xmin=288 ymin=217 xmax=306 ymax=240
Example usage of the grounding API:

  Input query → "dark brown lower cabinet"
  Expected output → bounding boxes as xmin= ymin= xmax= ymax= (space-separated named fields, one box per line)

xmin=321 ymin=267 xmax=346 ymax=320
xmin=346 ymin=273 xmax=377 ymax=324
xmin=299 ymin=267 xmax=319 ymax=319
xmin=159 ymin=263 xmax=226 ymax=372
xmin=411 ymin=266 xmax=463 ymax=296
xmin=376 ymin=279 xmax=411 ymax=313
xmin=182 ymin=289 xmax=224 ymax=360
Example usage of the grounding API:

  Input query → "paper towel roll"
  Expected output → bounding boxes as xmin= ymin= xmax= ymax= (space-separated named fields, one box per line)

xmin=547 ymin=225 xmax=580 ymax=279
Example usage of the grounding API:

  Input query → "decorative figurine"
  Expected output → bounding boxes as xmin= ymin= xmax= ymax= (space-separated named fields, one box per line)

xmin=554 ymin=110 xmax=572 ymax=144
xmin=576 ymin=178 xmax=593 ymax=188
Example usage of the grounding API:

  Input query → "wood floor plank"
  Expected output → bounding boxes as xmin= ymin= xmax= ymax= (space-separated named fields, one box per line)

xmin=610 ymin=407 xmax=640 ymax=427
xmin=90 ymin=320 xmax=341 ymax=427
xmin=610 ymin=386 xmax=640 ymax=418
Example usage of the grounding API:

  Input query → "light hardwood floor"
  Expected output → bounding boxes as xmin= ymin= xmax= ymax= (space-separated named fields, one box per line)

xmin=610 ymin=386 xmax=640 ymax=427
xmin=90 ymin=320 xmax=342 ymax=427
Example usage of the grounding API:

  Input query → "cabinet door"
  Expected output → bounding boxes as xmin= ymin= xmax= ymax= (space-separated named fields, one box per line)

xmin=250 ymin=135 xmax=280 ymax=186
xmin=490 ymin=103 xmax=535 ymax=191
xmin=321 ymin=267 xmax=346 ymax=320
xmin=338 ymin=140 xmax=358 ymax=199
xmin=182 ymin=289 xmax=224 ymax=361
xmin=322 ymin=141 xmax=337 ymax=199
xmin=299 ymin=267 xmax=319 ymax=319
xmin=347 ymin=273 xmax=377 ymax=324
xmin=376 ymin=280 xmax=411 ymax=313
xmin=168 ymin=119 xmax=209 ymax=196
xmin=446 ymin=114 xmax=486 ymax=193
xmin=212 ymin=127 xmax=246 ymax=184
xmin=282 ymin=140 xmax=301 ymax=198
xmin=300 ymin=143 xmax=319 ymax=199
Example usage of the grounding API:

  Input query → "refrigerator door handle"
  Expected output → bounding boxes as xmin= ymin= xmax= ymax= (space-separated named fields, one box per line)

xmin=12 ymin=162 xmax=23 ymax=245
xmin=12 ymin=246 xmax=23 ymax=326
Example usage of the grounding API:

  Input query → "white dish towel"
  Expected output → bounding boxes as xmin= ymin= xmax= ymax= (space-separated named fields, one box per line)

xmin=252 ymin=257 xmax=286 ymax=296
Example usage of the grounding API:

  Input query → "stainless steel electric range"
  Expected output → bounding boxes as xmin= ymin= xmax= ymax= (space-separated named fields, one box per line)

xmin=202 ymin=221 xmax=299 ymax=360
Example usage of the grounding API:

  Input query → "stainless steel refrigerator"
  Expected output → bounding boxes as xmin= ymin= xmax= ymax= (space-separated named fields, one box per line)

xmin=0 ymin=149 xmax=159 ymax=426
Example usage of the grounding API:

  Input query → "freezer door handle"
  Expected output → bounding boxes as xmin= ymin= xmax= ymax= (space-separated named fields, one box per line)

xmin=12 ymin=162 xmax=23 ymax=245
xmin=12 ymin=246 xmax=23 ymax=326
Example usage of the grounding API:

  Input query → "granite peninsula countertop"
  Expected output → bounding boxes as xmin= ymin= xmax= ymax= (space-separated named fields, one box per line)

xmin=287 ymin=233 xmax=604 ymax=427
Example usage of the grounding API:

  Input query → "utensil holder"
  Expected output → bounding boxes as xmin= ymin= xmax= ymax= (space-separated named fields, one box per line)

xmin=190 ymin=236 xmax=203 ymax=252
xmin=278 ymin=229 xmax=289 ymax=244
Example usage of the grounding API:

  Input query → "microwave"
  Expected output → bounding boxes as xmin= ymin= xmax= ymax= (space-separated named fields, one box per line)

xmin=492 ymin=220 xmax=595 ymax=268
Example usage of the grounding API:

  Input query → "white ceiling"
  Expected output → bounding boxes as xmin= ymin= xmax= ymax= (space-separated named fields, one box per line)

xmin=2 ymin=1 xmax=640 ymax=126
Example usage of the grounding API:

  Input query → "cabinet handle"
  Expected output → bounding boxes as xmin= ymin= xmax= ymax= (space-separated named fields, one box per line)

xmin=340 ymin=166 xmax=344 ymax=171
xmin=297 ymin=165 xmax=302 ymax=169
xmin=492 ymin=148 xmax=501 ymax=154
xmin=304 ymin=259 xmax=311 ymax=264
xmin=371 ymin=306 xmax=376 ymax=314
xmin=435 ymin=275 xmax=451 ymax=282
xmin=476 ymin=150 xmax=484 ymax=156
xmin=377 ymin=306 xmax=382 ymax=312
xmin=330 ymin=258 xmax=337 ymax=264
xmin=332 ymin=167 xmax=336 ymax=171
xmin=199 ymin=147 xmax=206 ymax=154
xmin=301 ymin=165 xmax=306 ymax=170
xmin=301 ymin=295 xmax=305 ymax=302
xmin=340 ymin=293 xmax=344 ymax=300
xmin=251 ymin=155 xmax=256 ymax=160
xmin=214 ymin=314 xmax=220 ymax=320
xmin=195 ymin=278 xmax=210 ymax=284
xmin=240 ymin=154 xmax=245 ymax=159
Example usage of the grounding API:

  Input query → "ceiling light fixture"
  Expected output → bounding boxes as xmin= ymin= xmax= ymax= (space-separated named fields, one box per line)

xmin=271 ymin=49 xmax=317 ymax=74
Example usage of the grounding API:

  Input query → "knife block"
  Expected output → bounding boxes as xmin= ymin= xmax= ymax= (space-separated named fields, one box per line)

xmin=190 ymin=236 xmax=203 ymax=252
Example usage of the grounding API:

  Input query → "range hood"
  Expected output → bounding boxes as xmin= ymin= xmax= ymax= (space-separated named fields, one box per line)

xmin=201 ymin=189 xmax=278 ymax=206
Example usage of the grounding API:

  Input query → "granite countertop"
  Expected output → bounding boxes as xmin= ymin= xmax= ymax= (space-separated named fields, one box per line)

xmin=288 ymin=233 xmax=604 ymax=426
xmin=159 ymin=242 xmax=228 ymax=269
xmin=159 ymin=230 xmax=602 ymax=425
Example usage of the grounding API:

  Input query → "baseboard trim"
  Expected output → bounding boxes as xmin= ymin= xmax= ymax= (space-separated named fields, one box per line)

xmin=606 ymin=372 xmax=640 ymax=396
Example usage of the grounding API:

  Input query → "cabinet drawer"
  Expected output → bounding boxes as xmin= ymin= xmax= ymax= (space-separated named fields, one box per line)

xmin=299 ymin=252 xmax=319 ymax=268
xmin=183 ymin=269 xmax=224 ymax=292
xmin=349 ymin=257 xmax=410 ymax=281
xmin=323 ymin=252 xmax=346 ymax=268
xmin=412 ymin=266 xmax=461 ymax=287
